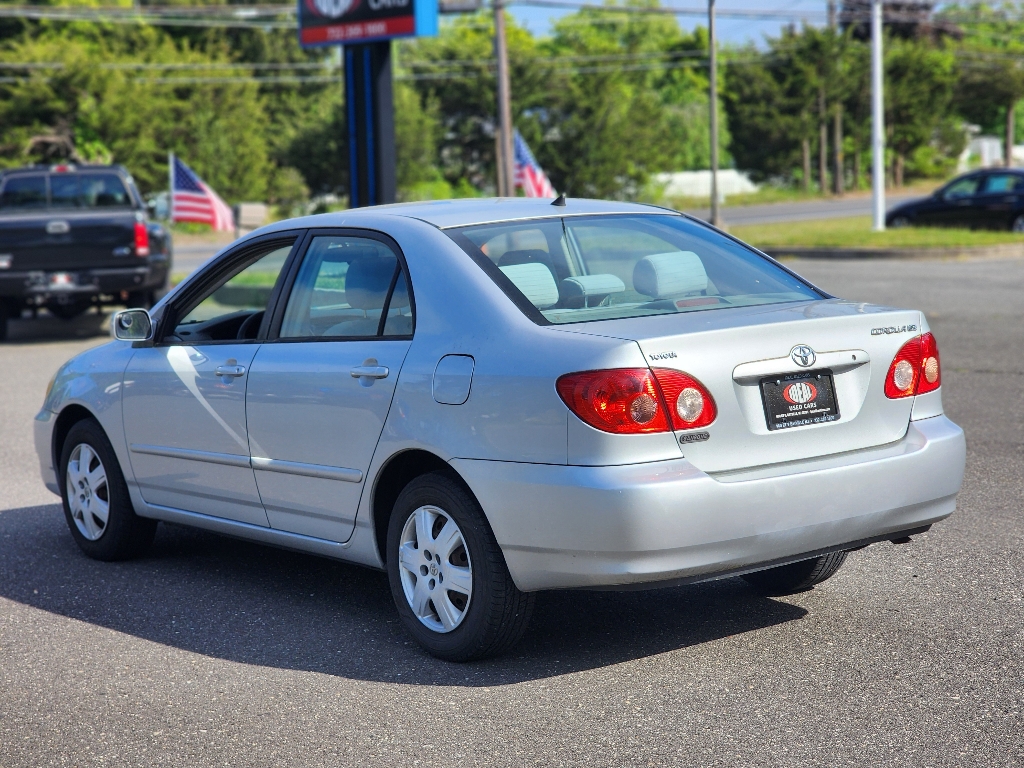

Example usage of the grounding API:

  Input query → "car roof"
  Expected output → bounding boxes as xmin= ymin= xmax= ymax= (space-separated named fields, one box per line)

xmin=257 ymin=197 xmax=674 ymax=234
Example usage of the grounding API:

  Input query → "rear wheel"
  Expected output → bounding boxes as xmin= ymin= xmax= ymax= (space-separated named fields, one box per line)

xmin=386 ymin=473 xmax=534 ymax=661
xmin=59 ymin=419 xmax=157 ymax=561
xmin=0 ymin=300 xmax=12 ymax=341
xmin=741 ymin=551 xmax=848 ymax=596
xmin=126 ymin=290 xmax=155 ymax=309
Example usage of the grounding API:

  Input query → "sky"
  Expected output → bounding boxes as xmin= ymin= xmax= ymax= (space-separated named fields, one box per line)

xmin=507 ymin=0 xmax=958 ymax=48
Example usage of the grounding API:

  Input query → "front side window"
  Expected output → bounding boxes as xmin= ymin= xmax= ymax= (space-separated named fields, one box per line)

xmin=171 ymin=242 xmax=293 ymax=342
xmin=943 ymin=177 xmax=980 ymax=200
xmin=450 ymin=214 xmax=821 ymax=325
xmin=0 ymin=175 xmax=47 ymax=210
xmin=279 ymin=235 xmax=413 ymax=339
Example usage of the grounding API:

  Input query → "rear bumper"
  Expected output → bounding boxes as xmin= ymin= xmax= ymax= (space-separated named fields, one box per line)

xmin=453 ymin=415 xmax=966 ymax=592
xmin=0 ymin=260 xmax=168 ymax=303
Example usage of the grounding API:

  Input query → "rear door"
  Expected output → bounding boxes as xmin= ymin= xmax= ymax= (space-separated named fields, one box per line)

xmin=244 ymin=231 xmax=414 ymax=542
xmin=973 ymin=172 xmax=1023 ymax=230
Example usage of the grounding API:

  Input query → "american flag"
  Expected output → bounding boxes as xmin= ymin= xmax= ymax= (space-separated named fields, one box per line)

xmin=170 ymin=154 xmax=234 ymax=231
xmin=513 ymin=130 xmax=556 ymax=198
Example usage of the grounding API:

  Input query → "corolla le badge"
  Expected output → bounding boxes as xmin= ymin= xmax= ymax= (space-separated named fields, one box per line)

xmin=790 ymin=345 xmax=816 ymax=368
xmin=783 ymin=381 xmax=817 ymax=404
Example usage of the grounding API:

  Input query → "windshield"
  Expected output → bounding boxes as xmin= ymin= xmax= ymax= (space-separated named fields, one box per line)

xmin=449 ymin=214 xmax=823 ymax=325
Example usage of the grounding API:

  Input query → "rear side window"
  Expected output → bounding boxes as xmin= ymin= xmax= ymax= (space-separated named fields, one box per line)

xmin=279 ymin=235 xmax=413 ymax=339
xmin=0 ymin=175 xmax=47 ymax=210
xmin=449 ymin=214 xmax=821 ymax=325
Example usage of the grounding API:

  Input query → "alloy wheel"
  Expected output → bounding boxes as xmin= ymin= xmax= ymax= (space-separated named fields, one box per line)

xmin=397 ymin=505 xmax=473 ymax=633
xmin=1012 ymin=215 xmax=1024 ymax=233
xmin=66 ymin=443 xmax=110 ymax=541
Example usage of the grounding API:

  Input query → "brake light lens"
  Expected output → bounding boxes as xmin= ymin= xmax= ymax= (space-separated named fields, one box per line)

xmin=556 ymin=368 xmax=717 ymax=434
xmin=651 ymin=368 xmax=718 ymax=430
xmin=884 ymin=332 xmax=940 ymax=398
xmin=134 ymin=221 xmax=150 ymax=257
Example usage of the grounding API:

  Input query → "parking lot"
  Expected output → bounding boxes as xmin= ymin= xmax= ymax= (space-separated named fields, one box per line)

xmin=1 ymin=255 xmax=1022 ymax=767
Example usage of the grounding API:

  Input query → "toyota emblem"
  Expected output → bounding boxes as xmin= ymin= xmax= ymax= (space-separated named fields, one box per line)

xmin=790 ymin=345 xmax=816 ymax=368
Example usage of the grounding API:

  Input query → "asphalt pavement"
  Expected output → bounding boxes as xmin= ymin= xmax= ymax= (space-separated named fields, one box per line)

xmin=1 ymin=255 xmax=1022 ymax=767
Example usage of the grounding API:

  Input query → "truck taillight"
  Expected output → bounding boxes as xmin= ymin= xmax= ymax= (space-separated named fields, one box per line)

xmin=884 ymin=332 xmax=940 ymax=399
xmin=556 ymin=368 xmax=717 ymax=434
xmin=134 ymin=221 xmax=150 ymax=257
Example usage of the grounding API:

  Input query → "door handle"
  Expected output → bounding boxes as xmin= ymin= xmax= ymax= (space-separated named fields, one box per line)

xmin=350 ymin=365 xmax=389 ymax=380
xmin=215 ymin=365 xmax=247 ymax=378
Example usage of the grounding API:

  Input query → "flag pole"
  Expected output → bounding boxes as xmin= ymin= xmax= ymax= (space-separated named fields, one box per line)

xmin=167 ymin=151 xmax=174 ymax=223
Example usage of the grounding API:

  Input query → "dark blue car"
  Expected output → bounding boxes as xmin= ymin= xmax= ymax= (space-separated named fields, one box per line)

xmin=887 ymin=169 xmax=1024 ymax=232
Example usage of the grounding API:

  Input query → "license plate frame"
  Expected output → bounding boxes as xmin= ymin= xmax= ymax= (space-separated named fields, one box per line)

xmin=760 ymin=368 xmax=840 ymax=431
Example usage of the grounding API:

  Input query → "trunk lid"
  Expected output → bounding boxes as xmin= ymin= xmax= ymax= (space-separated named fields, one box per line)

xmin=567 ymin=299 xmax=924 ymax=474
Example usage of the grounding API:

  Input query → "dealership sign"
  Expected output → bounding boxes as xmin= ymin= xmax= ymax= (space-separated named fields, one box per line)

xmin=298 ymin=0 xmax=438 ymax=46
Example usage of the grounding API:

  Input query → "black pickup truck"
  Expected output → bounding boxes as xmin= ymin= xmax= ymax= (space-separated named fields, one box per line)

xmin=0 ymin=163 xmax=172 ymax=340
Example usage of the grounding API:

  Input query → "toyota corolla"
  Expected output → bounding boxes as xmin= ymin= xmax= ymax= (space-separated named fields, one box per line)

xmin=35 ymin=198 xmax=966 ymax=661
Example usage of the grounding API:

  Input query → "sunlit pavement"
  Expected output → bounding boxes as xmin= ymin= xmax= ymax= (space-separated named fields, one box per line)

xmin=1 ymin=256 xmax=1021 ymax=767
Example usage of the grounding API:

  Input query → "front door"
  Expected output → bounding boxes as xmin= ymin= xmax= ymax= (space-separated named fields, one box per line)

xmin=122 ymin=238 xmax=296 ymax=525
xmin=920 ymin=174 xmax=981 ymax=228
xmin=245 ymin=233 xmax=415 ymax=541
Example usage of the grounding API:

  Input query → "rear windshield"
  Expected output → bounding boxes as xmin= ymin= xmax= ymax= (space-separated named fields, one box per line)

xmin=449 ymin=214 xmax=822 ymax=325
xmin=0 ymin=171 xmax=133 ymax=210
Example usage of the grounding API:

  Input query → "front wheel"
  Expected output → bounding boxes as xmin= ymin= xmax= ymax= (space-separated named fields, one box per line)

xmin=386 ymin=473 xmax=534 ymax=661
xmin=741 ymin=551 xmax=848 ymax=596
xmin=889 ymin=216 xmax=911 ymax=229
xmin=1011 ymin=214 xmax=1024 ymax=233
xmin=59 ymin=419 xmax=157 ymax=561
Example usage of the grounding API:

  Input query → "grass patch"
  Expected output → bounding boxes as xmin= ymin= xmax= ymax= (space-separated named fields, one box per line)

xmin=660 ymin=180 xmax=940 ymax=210
xmin=730 ymin=216 xmax=1024 ymax=249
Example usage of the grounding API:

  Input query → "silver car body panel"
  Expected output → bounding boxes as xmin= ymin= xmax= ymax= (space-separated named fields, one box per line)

xmin=35 ymin=199 xmax=967 ymax=591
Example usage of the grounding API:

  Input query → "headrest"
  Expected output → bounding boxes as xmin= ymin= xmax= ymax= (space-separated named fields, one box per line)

xmin=632 ymin=251 xmax=708 ymax=299
xmin=499 ymin=263 xmax=559 ymax=310
xmin=560 ymin=274 xmax=626 ymax=308
xmin=498 ymin=249 xmax=552 ymax=268
xmin=346 ymin=256 xmax=396 ymax=310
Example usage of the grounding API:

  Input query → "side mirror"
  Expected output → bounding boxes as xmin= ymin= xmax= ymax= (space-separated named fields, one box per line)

xmin=112 ymin=308 xmax=153 ymax=342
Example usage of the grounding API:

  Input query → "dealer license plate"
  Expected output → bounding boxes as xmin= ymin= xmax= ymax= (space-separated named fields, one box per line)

xmin=760 ymin=369 xmax=840 ymax=431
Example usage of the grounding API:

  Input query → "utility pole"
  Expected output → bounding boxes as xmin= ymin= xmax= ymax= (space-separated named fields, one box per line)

xmin=708 ymin=0 xmax=720 ymax=227
xmin=494 ymin=0 xmax=514 ymax=197
xmin=871 ymin=0 xmax=885 ymax=230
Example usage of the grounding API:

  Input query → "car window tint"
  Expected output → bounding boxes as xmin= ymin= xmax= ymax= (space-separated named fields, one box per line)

xmin=78 ymin=173 xmax=132 ymax=207
xmin=279 ymin=235 xmax=412 ymax=339
xmin=0 ymin=175 xmax=47 ymax=210
xmin=982 ymin=174 xmax=1020 ymax=194
xmin=49 ymin=175 xmax=82 ymax=208
xmin=173 ymin=244 xmax=292 ymax=342
xmin=452 ymin=215 xmax=821 ymax=325
xmin=943 ymin=177 xmax=980 ymax=199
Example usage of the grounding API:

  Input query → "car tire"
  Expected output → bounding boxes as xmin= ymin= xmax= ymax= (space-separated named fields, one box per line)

xmin=889 ymin=216 xmax=911 ymax=229
xmin=1011 ymin=215 xmax=1024 ymax=233
xmin=0 ymin=301 xmax=11 ymax=341
xmin=386 ymin=472 xmax=534 ymax=662
xmin=59 ymin=419 xmax=157 ymax=561
xmin=740 ymin=551 xmax=848 ymax=596
xmin=126 ymin=291 xmax=155 ymax=310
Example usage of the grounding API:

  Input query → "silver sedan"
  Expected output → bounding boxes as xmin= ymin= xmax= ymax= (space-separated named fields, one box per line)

xmin=35 ymin=198 xmax=966 ymax=660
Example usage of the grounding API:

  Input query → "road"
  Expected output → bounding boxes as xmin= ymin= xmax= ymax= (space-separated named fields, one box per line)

xmin=1 ymin=256 xmax=1022 ymax=767
xmin=683 ymin=191 xmax=922 ymax=226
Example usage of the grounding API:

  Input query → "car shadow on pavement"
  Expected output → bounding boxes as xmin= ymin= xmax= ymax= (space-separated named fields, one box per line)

xmin=0 ymin=504 xmax=808 ymax=685
xmin=3 ymin=309 xmax=111 ymax=344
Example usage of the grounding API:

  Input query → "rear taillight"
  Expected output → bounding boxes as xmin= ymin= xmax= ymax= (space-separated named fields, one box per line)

xmin=556 ymin=368 xmax=717 ymax=434
xmin=884 ymin=332 xmax=940 ymax=399
xmin=651 ymin=368 xmax=718 ymax=430
xmin=134 ymin=221 xmax=150 ymax=257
